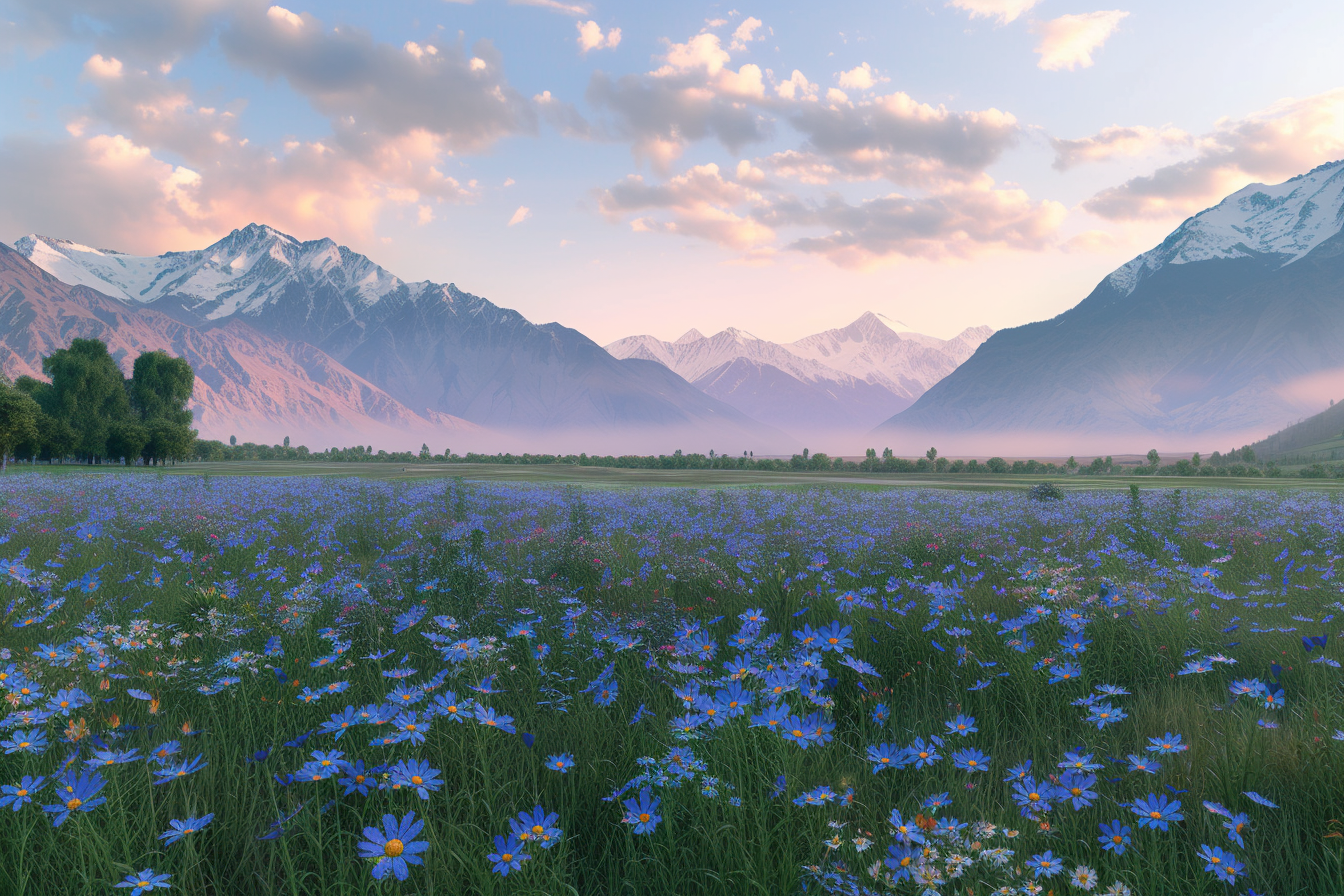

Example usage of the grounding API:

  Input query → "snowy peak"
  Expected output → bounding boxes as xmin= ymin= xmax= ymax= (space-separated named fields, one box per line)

xmin=1107 ymin=158 xmax=1344 ymax=296
xmin=609 ymin=326 xmax=849 ymax=386
xmin=608 ymin=313 xmax=994 ymax=402
xmin=786 ymin=314 xmax=993 ymax=395
xmin=12 ymin=223 xmax=408 ymax=322
xmin=673 ymin=328 xmax=705 ymax=344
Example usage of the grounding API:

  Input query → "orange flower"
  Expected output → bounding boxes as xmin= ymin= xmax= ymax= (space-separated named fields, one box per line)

xmin=64 ymin=717 xmax=89 ymax=742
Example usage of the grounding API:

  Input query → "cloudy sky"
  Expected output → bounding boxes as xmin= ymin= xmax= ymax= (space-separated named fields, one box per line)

xmin=1 ymin=0 xmax=1342 ymax=344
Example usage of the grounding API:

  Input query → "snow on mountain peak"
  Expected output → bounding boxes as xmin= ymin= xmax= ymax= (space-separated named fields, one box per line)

xmin=673 ymin=328 xmax=705 ymax=344
xmin=1106 ymin=158 xmax=1344 ymax=296
xmin=12 ymin=224 xmax=406 ymax=319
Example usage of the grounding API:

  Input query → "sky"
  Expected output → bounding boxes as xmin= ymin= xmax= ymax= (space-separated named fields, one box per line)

xmin=1 ymin=0 xmax=1343 ymax=345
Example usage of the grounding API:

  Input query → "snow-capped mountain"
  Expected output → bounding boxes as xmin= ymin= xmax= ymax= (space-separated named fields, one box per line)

xmin=0 ymin=243 xmax=476 ymax=445
xmin=606 ymin=314 xmax=992 ymax=434
xmin=786 ymin=312 xmax=992 ymax=398
xmin=880 ymin=158 xmax=1344 ymax=448
xmin=10 ymin=225 xmax=791 ymax=451
xmin=1106 ymin=159 xmax=1344 ymax=296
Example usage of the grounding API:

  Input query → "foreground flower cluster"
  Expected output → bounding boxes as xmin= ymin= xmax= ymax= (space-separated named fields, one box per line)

xmin=0 ymin=475 xmax=1340 ymax=894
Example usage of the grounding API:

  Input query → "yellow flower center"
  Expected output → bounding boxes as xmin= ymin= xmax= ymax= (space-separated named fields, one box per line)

xmin=15 ymin=788 xmax=26 ymax=797
xmin=1028 ymin=793 xmax=1040 ymax=801
xmin=501 ymin=852 xmax=513 ymax=862
xmin=67 ymin=798 xmax=82 ymax=810
xmin=532 ymin=824 xmax=545 ymax=835
xmin=411 ymin=776 xmax=423 ymax=785
xmin=1112 ymin=835 xmax=1123 ymax=844
xmin=1150 ymin=811 xmax=1161 ymax=819
xmin=638 ymin=812 xmax=651 ymax=823
xmin=384 ymin=839 xmax=404 ymax=857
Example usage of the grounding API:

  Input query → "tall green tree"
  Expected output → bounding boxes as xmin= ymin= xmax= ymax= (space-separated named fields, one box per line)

xmin=130 ymin=351 xmax=194 ymax=426
xmin=0 ymin=381 xmax=41 ymax=471
xmin=130 ymin=350 xmax=196 ymax=464
xmin=42 ymin=338 xmax=131 ymax=462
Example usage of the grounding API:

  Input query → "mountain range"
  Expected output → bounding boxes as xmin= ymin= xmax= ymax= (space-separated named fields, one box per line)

xmin=6 ymin=157 xmax=1342 ymax=455
xmin=7 ymin=227 xmax=787 ymax=452
xmin=879 ymin=159 xmax=1344 ymax=451
xmin=606 ymin=316 xmax=991 ymax=435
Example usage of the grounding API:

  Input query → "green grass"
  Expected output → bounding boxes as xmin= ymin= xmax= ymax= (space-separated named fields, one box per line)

xmin=0 ymin=476 xmax=1341 ymax=895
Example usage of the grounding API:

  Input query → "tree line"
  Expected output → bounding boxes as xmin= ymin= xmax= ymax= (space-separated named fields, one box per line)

xmin=185 ymin=441 xmax=1280 ymax=477
xmin=0 ymin=338 xmax=196 ymax=468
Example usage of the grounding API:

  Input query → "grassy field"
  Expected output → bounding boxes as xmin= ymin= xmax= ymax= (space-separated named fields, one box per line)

xmin=13 ymin=459 xmax=1344 ymax=492
xmin=0 ymin=474 xmax=1342 ymax=895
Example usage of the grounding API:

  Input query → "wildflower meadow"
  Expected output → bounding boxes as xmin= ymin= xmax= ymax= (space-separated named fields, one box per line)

xmin=1 ymin=474 xmax=1342 ymax=895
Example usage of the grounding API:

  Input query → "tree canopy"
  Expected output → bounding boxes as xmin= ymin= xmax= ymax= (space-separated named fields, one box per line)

xmin=9 ymin=339 xmax=197 ymax=466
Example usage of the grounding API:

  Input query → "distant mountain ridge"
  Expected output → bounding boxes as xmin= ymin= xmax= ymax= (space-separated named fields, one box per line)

xmin=879 ymin=158 xmax=1344 ymax=449
xmin=606 ymin=313 xmax=992 ymax=435
xmin=10 ymin=226 xmax=789 ymax=451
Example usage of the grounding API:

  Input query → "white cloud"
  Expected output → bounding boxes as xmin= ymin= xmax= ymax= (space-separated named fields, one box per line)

xmin=775 ymin=69 xmax=817 ymax=101
xmin=1033 ymin=11 xmax=1129 ymax=72
xmin=219 ymin=5 xmax=535 ymax=153
xmin=782 ymin=91 xmax=1020 ymax=187
xmin=83 ymin=54 xmax=124 ymax=79
xmin=1050 ymin=124 xmax=1190 ymax=170
xmin=509 ymin=0 xmax=589 ymax=15
xmin=729 ymin=16 xmax=763 ymax=51
xmin=508 ymin=205 xmax=531 ymax=225
xmin=946 ymin=0 xmax=1043 ymax=24
xmin=265 ymin=5 xmax=303 ymax=29
xmin=776 ymin=183 xmax=1067 ymax=267
xmin=1084 ymin=88 xmax=1344 ymax=219
xmin=597 ymin=159 xmax=1065 ymax=266
xmin=576 ymin=20 xmax=620 ymax=53
xmin=598 ymin=162 xmax=774 ymax=250
xmin=587 ymin=32 xmax=771 ymax=171
xmin=0 ymin=62 xmax=477 ymax=254
xmin=836 ymin=62 xmax=884 ymax=91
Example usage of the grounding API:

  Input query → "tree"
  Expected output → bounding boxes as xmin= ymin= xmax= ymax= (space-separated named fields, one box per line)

xmin=1146 ymin=449 xmax=1160 ymax=468
xmin=42 ymin=338 xmax=132 ymax=462
xmin=29 ymin=412 xmax=76 ymax=462
xmin=926 ymin=447 xmax=938 ymax=463
xmin=129 ymin=350 xmax=196 ymax=465
xmin=1191 ymin=452 xmax=1201 ymax=468
xmin=986 ymin=456 xmax=1008 ymax=474
xmin=106 ymin=420 xmax=149 ymax=465
xmin=230 ymin=435 xmax=237 ymax=446
xmin=129 ymin=351 xmax=193 ymax=426
xmin=0 ymin=382 xmax=41 ymax=471
xmin=284 ymin=436 xmax=290 ymax=448
xmin=144 ymin=418 xmax=194 ymax=464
